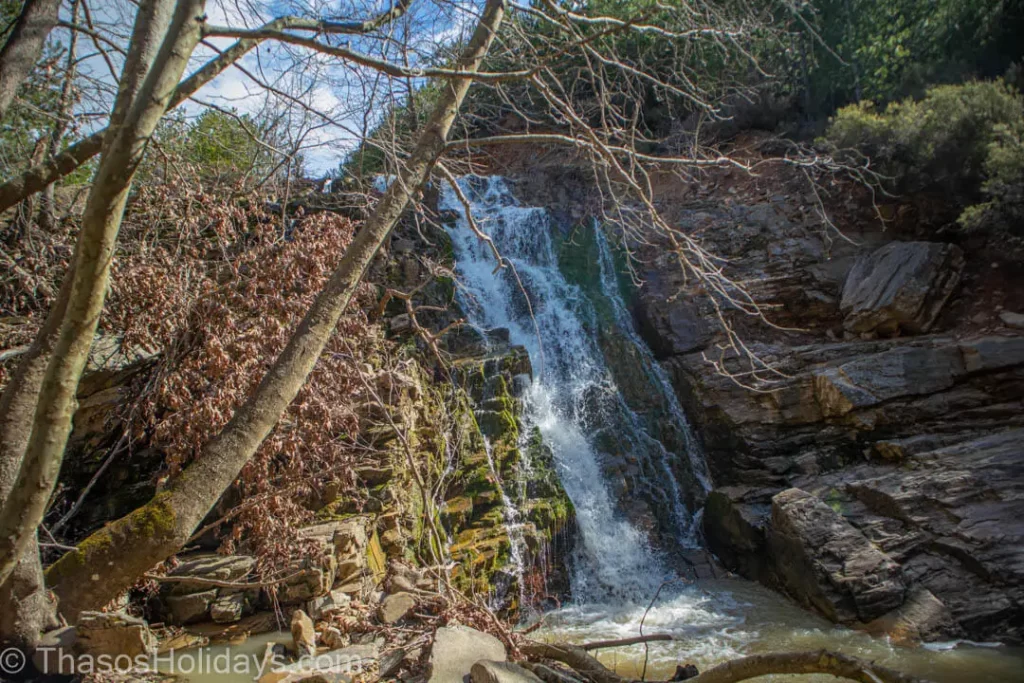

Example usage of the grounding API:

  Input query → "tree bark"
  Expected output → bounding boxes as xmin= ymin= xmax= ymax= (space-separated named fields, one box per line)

xmin=0 ymin=0 xmax=181 ymax=645
xmin=45 ymin=0 xmax=508 ymax=624
xmin=0 ymin=0 xmax=61 ymax=120
xmin=0 ymin=0 xmax=205 ymax=588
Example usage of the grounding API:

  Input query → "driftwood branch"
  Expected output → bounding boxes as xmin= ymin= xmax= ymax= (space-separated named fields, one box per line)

xmin=581 ymin=634 xmax=673 ymax=651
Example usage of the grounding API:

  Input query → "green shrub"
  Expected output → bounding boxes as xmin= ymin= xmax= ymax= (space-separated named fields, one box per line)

xmin=958 ymin=119 xmax=1024 ymax=236
xmin=823 ymin=80 xmax=1024 ymax=201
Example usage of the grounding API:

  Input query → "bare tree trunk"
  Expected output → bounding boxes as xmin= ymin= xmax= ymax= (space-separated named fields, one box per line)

xmin=38 ymin=0 xmax=80 ymax=232
xmin=0 ymin=0 xmax=61 ymax=120
xmin=45 ymin=0 xmax=508 ymax=624
xmin=0 ymin=0 xmax=205 ymax=588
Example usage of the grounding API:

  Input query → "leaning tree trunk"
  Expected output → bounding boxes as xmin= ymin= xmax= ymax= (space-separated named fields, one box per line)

xmin=0 ymin=0 xmax=62 ymax=120
xmin=46 ymin=0 xmax=509 ymax=624
xmin=0 ymin=0 xmax=182 ymax=645
xmin=0 ymin=0 xmax=205 ymax=589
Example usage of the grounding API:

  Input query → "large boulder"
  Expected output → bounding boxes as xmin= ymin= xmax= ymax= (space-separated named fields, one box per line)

xmin=840 ymin=241 xmax=964 ymax=336
xmin=428 ymin=626 xmax=506 ymax=683
xmin=769 ymin=488 xmax=906 ymax=624
xmin=76 ymin=611 xmax=156 ymax=658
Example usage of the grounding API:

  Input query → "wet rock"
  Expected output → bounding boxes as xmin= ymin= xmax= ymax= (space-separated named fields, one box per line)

xmin=840 ymin=241 xmax=964 ymax=336
xmin=428 ymin=626 xmax=506 ymax=683
xmin=1000 ymin=310 xmax=1024 ymax=329
xmin=76 ymin=611 xmax=156 ymax=658
xmin=670 ymin=664 xmax=700 ymax=681
xmin=378 ymin=592 xmax=416 ymax=624
xmin=471 ymin=660 xmax=543 ymax=683
xmin=633 ymin=278 xmax=709 ymax=358
xmin=702 ymin=488 xmax=771 ymax=581
xmin=770 ymin=488 xmax=906 ymax=623
xmin=866 ymin=588 xmax=959 ymax=644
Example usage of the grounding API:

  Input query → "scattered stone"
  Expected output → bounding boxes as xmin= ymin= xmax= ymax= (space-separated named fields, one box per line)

xmin=378 ymin=592 xmax=417 ymax=624
xmin=321 ymin=626 xmax=348 ymax=650
xmin=471 ymin=660 xmax=544 ymax=683
xmin=1000 ymin=310 xmax=1024 ymax=329
xmin=428 ymin=626 xmax=506 ymax=683
xmin=76 ymin=611 xmax=156 ymax=658
xmin=770 ymin=488 xmax=906 ymax=624
xmin=291 ymin=610 xmax=317 ymax=658
xmin=165 ymin=588 xmax=218 ymax=624
xmin=670 ymin=664 xmax=700 ymax=681
xmin=308 ymin=589 xmax=352 ymax=620
xmin=211 ymin=591 xmax=248 ymax=623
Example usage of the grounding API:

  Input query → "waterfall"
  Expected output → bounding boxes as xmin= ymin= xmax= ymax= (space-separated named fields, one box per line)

xmin=440 ymin=175 xmax=710 ymax=602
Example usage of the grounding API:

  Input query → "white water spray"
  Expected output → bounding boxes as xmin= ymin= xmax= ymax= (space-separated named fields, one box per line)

xmin=440 ymin=175 xmax=707 ymax=601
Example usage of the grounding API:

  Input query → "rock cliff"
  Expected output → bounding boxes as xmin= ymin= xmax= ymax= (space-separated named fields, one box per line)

xmin=625 ymin=178 xmax=1024 ymax=643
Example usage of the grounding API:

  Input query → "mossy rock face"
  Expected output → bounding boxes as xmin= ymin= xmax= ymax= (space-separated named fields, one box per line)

xmin=438 ymin=344 xmax=575 ymax=611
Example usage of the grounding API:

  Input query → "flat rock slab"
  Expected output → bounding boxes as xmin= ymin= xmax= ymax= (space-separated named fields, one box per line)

xmin=471 ymin=661 xmax=543 ymax=683
xmin=428 ymin=626 xmax=506 ymax=683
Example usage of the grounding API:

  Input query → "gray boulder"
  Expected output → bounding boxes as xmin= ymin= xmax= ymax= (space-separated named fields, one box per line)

xmin=428 ymin=626 xmax=506 ymax=683
xmin=770 ymin=488 xmax=906 ymax=623
xmin=840 ymin=241 xmax=963 ymax=336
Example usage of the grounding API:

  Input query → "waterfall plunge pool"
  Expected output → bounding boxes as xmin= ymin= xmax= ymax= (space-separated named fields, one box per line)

xmin=534 ymin=578 xmax=1024 ymax=682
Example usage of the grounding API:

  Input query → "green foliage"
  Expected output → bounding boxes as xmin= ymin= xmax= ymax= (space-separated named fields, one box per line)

xmin=823 ymin=80 xmax=1024 ymax=199
xmin=135 ymin=109 xmax=280 ymax=188
xmin=0 ymin=0 xmax=65 ymax=183
xmin=804 ymin=0 xmax=1023 ymax=113
xmin=824 ymin=79 xmax=1024 ymax=236
xmin=959 ymin=118 xmax=1024 ymax=235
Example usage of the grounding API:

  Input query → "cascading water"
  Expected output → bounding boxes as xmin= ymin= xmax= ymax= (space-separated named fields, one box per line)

xmin=440 ymin=175 xmax=699 ymax=601
xmin=438 ymin=175 xmax=1024 ymax=683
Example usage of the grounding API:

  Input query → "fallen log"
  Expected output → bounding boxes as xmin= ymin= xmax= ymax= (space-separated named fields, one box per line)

xmin=521 ymin=641 xmax=624 ymax=683
xmin=688 ymin=650 xmax=932 ymax=683
xmin=521 ymin=643 xmax=933 ymax=683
